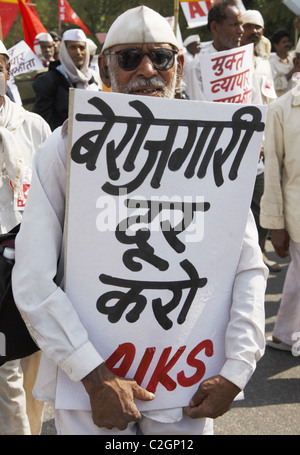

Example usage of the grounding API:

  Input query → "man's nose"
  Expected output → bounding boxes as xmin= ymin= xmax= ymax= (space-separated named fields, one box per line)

xmin=136 ymin=54 xmax=158 ymax=77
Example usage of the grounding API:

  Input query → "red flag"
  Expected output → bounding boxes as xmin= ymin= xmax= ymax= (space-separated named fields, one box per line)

xmin=59 ymin=0 xmax=91 ymax=35
xmin=0 ymin=1 xmax=19 ymax=39
xmin=17 ymin=0 xmax=47 ymax=50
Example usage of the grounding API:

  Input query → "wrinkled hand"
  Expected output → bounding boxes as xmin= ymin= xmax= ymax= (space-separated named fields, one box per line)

xmin=82 ymin=363 xmax=155 ymax=430
xmin=271 ymin=229 xmax=290 ymax=259
xmin=183 ymin=375 xmax=240 ymax=419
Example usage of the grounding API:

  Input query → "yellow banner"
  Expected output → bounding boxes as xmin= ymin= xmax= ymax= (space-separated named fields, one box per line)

xmin=0 ymin=0 xmax=25 ymax=4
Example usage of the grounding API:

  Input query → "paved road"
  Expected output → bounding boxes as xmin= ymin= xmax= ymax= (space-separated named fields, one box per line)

xmin=41 ymin=240 xmax=300 ymax=435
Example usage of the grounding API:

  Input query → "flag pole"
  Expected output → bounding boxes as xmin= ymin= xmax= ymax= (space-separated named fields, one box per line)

xmin=58 ymin=0 xmax=62 ymax=36
xmin=174 ymin=0 xmax=179 ymax=36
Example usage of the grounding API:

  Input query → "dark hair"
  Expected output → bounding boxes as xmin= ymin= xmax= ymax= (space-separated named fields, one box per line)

xmin=270 ymin=30 xmax=290 ymax=45
xmin=207 ymin=0 xmax=238 ymax=32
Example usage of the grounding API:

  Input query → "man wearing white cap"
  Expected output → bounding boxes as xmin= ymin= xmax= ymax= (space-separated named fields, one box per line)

xmin=0 ymin=41 xmax=51 ymax=434
xmin=12 ymin=6 xmax=266 ymax=435
xmin=261 ymin=41 xmax=300 ymax=353
xmin=240 ymin=10 xmax=279 ymax=273
xmin=33 ymin=32 xmax=55 ymax=67
xmin=183 ymin=35 xmax=201 ymax=62
xmin=182 ymin=35 xmax=201 ymax=97
xmin=33 ymin=28 xmax=100 ymax=131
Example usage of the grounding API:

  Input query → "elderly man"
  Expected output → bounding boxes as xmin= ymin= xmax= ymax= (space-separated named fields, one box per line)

xmin=185 ymin=0 xmax=244 ymax=100
xmin=261 ymin=42 xmax=300 ymax=352
xmin=33 ymin=32 xmax=55 ymax=67
xmin=33 ymin=28 xmax=100 ymax=131
xmin=12 ymin=6 xmax=267 ymax=435
xmin=0 ymin=41 xmax=51 ymax=435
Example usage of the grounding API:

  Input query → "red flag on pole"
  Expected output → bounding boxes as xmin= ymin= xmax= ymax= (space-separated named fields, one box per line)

xmin=0 ymin=0 xmax=20 ymax=39
xmin=58 ymin=0 xmax=91 ymax=35
xmin=17 ymin=0 xmax=47 ymax=50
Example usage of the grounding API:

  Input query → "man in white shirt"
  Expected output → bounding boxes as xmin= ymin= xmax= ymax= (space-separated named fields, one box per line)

xmin=0 ymin=41 xmax=51 ymax=435
xmin=185 ymin=0 xmax=244 ymax=100
xmin=12 ymin=6 xmax=267 ymax=435
xmin=261 ymin=45 xmax=300 ymax=352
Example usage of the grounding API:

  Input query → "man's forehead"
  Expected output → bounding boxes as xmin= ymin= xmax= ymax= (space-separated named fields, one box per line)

xmin=65 ymin=40 xmax=86 ymax=46
xmin=107 ymin=43 xmax=174 ymax=52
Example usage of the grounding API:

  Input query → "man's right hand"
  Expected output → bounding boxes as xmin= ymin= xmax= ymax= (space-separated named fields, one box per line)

xmin=271 ymin=228 xmax=290 ymax=259
xmin=82 ymin=363 xmax=155 ymax=430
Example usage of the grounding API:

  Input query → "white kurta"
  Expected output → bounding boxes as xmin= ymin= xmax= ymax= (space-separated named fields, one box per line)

xmin=12 ymin=122 xmax=267 ymax=421
xmin=0 ymin=96 xmax=51 ymax=233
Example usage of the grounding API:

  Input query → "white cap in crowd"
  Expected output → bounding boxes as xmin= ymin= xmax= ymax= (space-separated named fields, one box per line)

xmin=101 ymin=5 xmax=179 ymax=53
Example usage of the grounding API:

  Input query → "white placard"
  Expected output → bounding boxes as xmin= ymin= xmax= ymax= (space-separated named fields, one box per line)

xmin=180 ymin=1 xmax=245 ymax=29
xmin=56 ymin=90 xmax=266 ymax=412
xmin=200 ymin=44 xmax=254 ymax=103
xmin=7 ymin=41 xmax=44 ymax=104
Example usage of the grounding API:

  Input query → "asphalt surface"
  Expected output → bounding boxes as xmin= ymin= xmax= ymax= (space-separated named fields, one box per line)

xmin=41 ymin=240 xmax=300 ymax=435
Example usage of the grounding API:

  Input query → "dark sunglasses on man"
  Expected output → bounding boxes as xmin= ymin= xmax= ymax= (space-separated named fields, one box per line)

xmin=104 ymin=47 xmax=178 ymax=71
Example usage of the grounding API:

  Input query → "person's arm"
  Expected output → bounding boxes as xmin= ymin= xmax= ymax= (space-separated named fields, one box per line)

xmin=12 ymin=127 xmax=155 ymax=429
xmin=184 ymin=212 xmax=267 ymax=419
xmin=260 ymin=101 xmax=285 ymax=233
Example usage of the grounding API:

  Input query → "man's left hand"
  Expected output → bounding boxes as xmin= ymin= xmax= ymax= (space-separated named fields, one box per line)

xmin=183 ymin=375 xmax=241 ymax=419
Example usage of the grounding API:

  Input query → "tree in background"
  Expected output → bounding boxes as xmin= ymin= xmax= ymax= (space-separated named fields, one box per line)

xmin=3 ymin=0 xmax=298 ymax=50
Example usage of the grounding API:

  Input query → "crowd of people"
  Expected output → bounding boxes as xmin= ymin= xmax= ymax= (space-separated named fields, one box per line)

xmin=0 ymin=0 xmax=299 ymax=436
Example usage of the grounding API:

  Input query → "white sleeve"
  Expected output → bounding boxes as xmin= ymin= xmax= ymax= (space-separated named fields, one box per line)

xmin=219 ymin=211 xmax=268 ymax=390
xmin=12 ymin=128 xmax=103 ymax=382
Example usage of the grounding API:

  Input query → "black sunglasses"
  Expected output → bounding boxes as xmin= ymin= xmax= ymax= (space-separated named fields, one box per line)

xmin=105 ymin=47 xmax=178 ymax=71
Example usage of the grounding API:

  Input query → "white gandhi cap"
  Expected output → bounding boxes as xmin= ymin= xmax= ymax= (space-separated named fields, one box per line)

xmin=63 ymin=29 xmax=87 ymax=42
xmin=183 ymin=35 xmax=200 ymax=48
xmin=0 ymin=41 xmax=9 ymax=59
xmin=241 ymin=10 xmax=264 ymax=28
xmin=101 ymin=5 xmax=179 ymax=53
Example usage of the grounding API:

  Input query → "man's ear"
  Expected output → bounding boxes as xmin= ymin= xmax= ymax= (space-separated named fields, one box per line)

xmin=6 ymin=61 xmax=10 ymax=80
xmin=98 ymin=54 xmax=111 ymax=88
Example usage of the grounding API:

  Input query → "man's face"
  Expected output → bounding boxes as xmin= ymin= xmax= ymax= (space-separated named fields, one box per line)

xmin=187 ymin=41 xmax=201 ymax=56
xmin=40 ymin=41 xmax=55 ymax=61
xmin=0 ymin=55 xmax=10 ymax=104
xmin=241 ymin=23 xmax=263 ymax=47
xmin=99 ymin=43 xmax=184 ymax=99
xmin=212 ymin=6 xmax=244 ymax=51
xmin=65 ymin=40 xmax=87 ymax=69
xmin=274 ymin=36 xmax=291 ymax=56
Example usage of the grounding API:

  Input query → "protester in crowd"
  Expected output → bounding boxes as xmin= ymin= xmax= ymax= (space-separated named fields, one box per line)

xmin=182 ymin=34 xmax=201 ymax=97
xmin=0 ymin=41 xmax=51 ymax=435
xmin=183 ymin=34 xmax=201 ymax=63
xmin=240 ymin=10 xmax=279 ymax=273
xmin=260 ymin=41 xmax=300 ymax=352
xmin=33 ymin=32 xmax=55 ymax=67
xmin=87 ymin=38 xmax=102 ymax=89
xmin=49 ymin=30 xmax=61 ymax=61
xmin=269 ymin=30 xmax=300 ymax=97
xmin=12 ymin=6 xmax=267 ymax=435
xmin=32 ymin=28 xmax=100 ymax=131
xmin=185 ymin=0 xmax=244 ymax=100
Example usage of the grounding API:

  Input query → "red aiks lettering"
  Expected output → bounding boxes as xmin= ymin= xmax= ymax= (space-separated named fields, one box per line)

xmin=134 ymin=347 xmax=156 ymax=385
xmin=105 ymin=342 xmax=135 ymax=377
xmin=146 ymin=346 xmax=186 ymax=393
xmin=105 ymin=339 xmax=214 ymax=394
xmin=188 ymin=1 xmax=212 ymax=19
xmin=177 ymin=339 xmax=214 ymax=387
